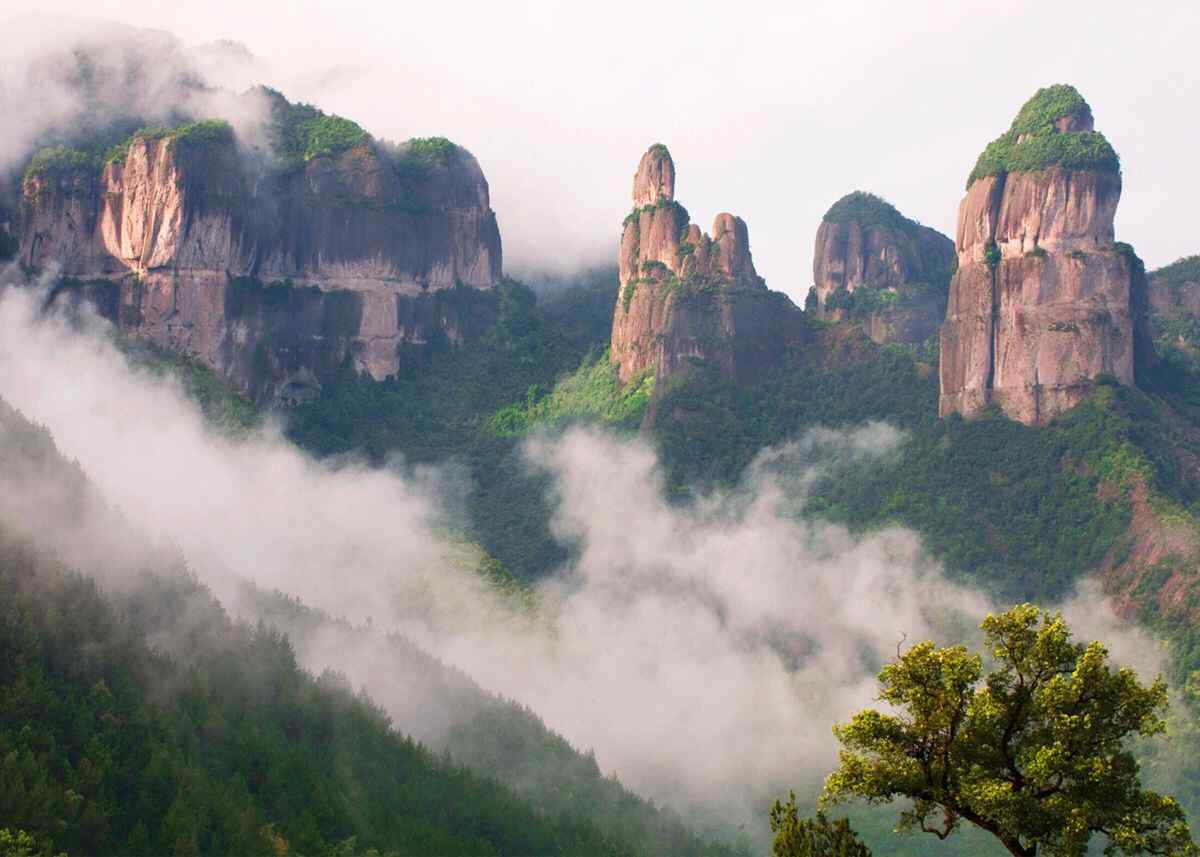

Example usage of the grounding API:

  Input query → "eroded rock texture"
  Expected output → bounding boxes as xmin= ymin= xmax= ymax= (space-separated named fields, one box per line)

xmin=18 ymin=124 xmax=501 ymax=403
xmin=812 ymin=191 xmax=955 ymax=345
xmin=939 ymin=86 xmax=1150 ymax=425
xmin=610 ymin=145 xmax=806 ymax=386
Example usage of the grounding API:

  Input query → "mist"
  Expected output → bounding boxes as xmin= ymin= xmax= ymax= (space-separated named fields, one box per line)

xmin=0 ymin=19 xmax=277 ymax=177
xmin=0 ymin=277 xmax=1178 ymax=836
xmin=7 ymin=2 xmax=1200 ymax=298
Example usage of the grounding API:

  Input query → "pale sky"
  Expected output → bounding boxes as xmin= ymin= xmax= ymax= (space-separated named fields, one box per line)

xmin=6 ymin=0 xmax=1199 ymax=302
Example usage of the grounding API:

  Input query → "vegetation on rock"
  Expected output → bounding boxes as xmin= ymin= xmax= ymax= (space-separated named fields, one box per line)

xmin=487 ymin=349 xmax=653 ymax=436
xmin=968 ymin=85 xmax=1120 ymax=187
xmin=823 ymin=191 xmax=913 ymax=231
xmin=105 ymin=119 xmax=235 ymax=164
xmin=264 ymin=88 xmax=371 ymax=164
xmin=22 ymin=146 xmax=98 ymax=182
xmin=405 ymin=136 xmax=458 ymax=164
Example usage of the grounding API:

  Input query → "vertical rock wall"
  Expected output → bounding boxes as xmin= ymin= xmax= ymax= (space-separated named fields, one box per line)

xmin=812 ymin=191 xmax=955 ymax=345
xmin=610 ymin=145 xmax=805 ymax=386
xmin=939 ymin=87 xmax=1146 ymax=425
xmin=17 ymin=126 xmax=503 ymax=403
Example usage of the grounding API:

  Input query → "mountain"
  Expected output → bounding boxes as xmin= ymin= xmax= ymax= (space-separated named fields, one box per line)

xmin=10 ymin=50 xmax=1200 ymax=854
xmin=611 ymin=144 xmax=808 ymax=386
xmin=811 ymin=191 xmax=956 ymax=346
xmin=939 ymin=84 xmax=1156 ymax=425
xmin=12 ymin=86 xmax=501 ymax=405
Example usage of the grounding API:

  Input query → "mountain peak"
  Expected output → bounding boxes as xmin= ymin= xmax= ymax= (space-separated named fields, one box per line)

xmin=632 ymin=143 xmax=675 ymax=206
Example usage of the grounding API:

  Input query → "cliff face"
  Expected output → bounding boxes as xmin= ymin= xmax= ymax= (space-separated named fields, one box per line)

xmin=812 ymin=191 xmax=955 ymax=345
xmin=611 ymin=145 xmax=806 ymax=385
xmin=939 ymin=85 xmax=1149 ymax=425
xmin=17 ymin=110 xmax=502 ymax=403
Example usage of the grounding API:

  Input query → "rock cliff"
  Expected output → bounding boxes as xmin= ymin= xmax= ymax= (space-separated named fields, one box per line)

xmin=611 ymin=145 xmax=807 ymax=385
xmin=812 ymin=191 xmax=955 ymax=345
xmin=15 ymin=93 xmax=502 ymax=403
xmin=939 ymin=85 xmax=1152 ymax=425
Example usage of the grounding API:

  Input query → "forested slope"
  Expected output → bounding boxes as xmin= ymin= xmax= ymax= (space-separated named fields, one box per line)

xmin=0 ymin=397 xmax=740 ymax=857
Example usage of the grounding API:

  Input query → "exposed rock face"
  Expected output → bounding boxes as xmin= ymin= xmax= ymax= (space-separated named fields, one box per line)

xmin=17 ymin=120 xmax=502 ymax=403
xmin=939 ymin=86 xmax=1149 ymax=425
xmin=611 ymin=145 xmax=806 ymax=385
xmin=812 ymin=191 xmax=955 ymax=345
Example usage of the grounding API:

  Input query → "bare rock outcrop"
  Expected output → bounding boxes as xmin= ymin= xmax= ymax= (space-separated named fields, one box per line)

xmin=611 ymin=145 xmax=806 ymax=385
xmin=812 ymin=191 xmax=955 ymax=345
xmin=939 ymin=85 xmax=1152 ymax=425
xmin=16 ymin=100 xmax=501 ymax=403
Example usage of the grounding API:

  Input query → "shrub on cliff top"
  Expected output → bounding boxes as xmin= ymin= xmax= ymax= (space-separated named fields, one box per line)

xmin=967 ymin=84 xmax=1119 ymax=188
xmin=406 ymin=136 xmax=458 ymax=164
xmin=22 ymin=146 xmax=98 ymax=181
xmin=823 ymin=191 xmax=911 ymax=230
xmin=266 ymin=93 xmax=371 ymax=164
xmin=105 ymin=119 xmax=234 ymax=165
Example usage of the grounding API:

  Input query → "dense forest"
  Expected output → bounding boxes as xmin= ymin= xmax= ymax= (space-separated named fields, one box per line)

xmin=0 ymin=396 xmax=743 ymax=857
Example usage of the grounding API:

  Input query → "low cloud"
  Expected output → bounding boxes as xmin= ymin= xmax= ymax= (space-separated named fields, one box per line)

xmin=0 ymin=277 xmax=1181 ymax=835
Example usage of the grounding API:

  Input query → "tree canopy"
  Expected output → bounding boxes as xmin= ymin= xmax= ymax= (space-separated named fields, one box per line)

xmin=821 ymin=605 xmax=1196 ymax=857
xmin=768 ymin=794 xmax=872 ymax=856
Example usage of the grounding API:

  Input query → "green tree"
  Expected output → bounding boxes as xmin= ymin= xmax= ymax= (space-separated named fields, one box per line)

xmin=0 ymin=829 xmax=63 ymax=857
xmin=821 ymin=605 xmax=1197 ymax=857
xmin=768 ymin=793 xmax=872 ymax=855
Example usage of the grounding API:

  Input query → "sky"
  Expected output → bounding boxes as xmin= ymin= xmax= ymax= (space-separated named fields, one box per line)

xmin=5 ymin=0 xmax=1200 ymax=301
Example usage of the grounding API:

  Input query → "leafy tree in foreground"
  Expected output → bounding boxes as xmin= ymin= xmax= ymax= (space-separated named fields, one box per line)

xmin=768 ymin=793 xmax=872 ymax=856
xmin=821 ymin=605 xmax=1197 ymax=857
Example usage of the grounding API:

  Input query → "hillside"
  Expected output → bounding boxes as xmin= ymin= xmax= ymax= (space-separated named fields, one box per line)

xmin=0 ymin=395 xmax=742 ymax=857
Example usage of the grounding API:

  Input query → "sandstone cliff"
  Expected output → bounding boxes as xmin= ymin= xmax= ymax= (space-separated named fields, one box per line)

xmin=611 ymin=145 xmax=807 ymax=385
xmin=939 ymin=85 xmax=1152 ymax=425
xmin=16 ymin=94 xmax=502 ymax=403
xmin=812 ymin=191 xmax=955 ymax=345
